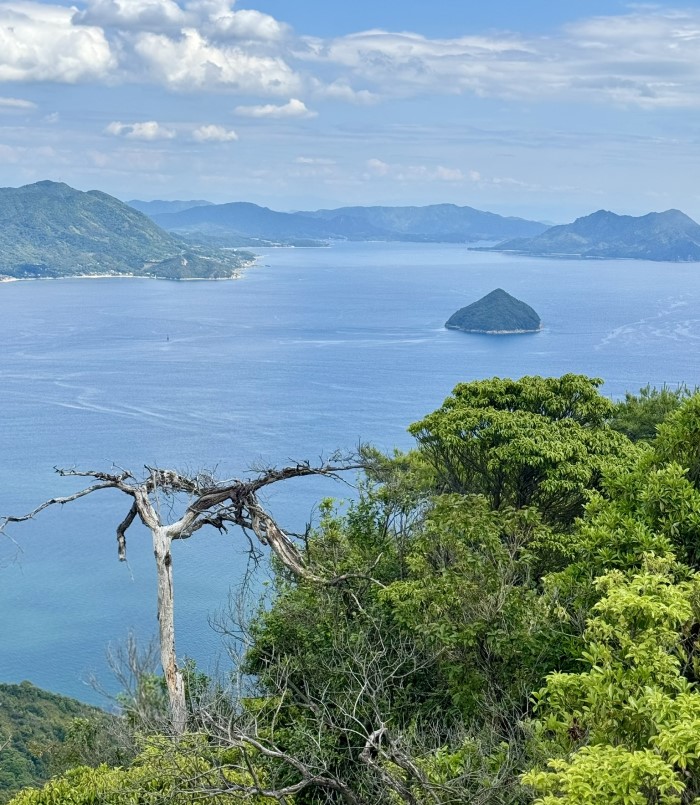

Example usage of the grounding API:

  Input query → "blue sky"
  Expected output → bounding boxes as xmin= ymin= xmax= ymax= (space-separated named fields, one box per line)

xmin=0 ymin=0 xmax=699 ymax=221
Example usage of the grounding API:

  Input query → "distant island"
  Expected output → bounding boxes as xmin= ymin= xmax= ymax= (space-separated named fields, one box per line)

xmin=137 ymin=200 xmax=549 ymax=247
xmin=483 ymin=209 xmax=700 ymax=262
xmin=446 ymin=289 xmax=542 ymax=334
xmin=0 ymin=181 xmax=254 ymax=281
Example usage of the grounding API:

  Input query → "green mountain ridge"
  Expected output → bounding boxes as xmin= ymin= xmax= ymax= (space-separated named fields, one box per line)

xmin=487 ymin=208 xmax=700 ymax=261
xmin=0 ymin=182 xmax=253 ymax=280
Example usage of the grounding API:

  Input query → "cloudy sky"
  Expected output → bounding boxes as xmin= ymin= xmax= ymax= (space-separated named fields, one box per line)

xmin=1 ymin=0 xmax=699 ymax=220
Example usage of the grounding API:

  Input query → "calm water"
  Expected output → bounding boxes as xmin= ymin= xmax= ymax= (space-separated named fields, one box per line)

xmin=1 ymin=242 xmax=699 ymax=703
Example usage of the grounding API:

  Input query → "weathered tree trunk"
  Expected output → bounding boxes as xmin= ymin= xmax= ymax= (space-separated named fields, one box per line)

xmin=1 ymin=460 xmax=359 ymax=738
xmin=151 ymin=524 xmax=186 ymax=735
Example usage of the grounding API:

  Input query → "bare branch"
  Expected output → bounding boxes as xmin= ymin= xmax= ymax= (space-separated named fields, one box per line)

xmin=116 ymin=502 xmax=138 ymax=562
xmin=0 ymin=481 xmax=117 ymax=533
xmin=1 ymin=459 xmax=362 ymax=737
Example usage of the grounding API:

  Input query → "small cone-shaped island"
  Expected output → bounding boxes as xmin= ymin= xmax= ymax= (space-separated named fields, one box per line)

xmin=445 ymin=288 xmax=542 ymax=334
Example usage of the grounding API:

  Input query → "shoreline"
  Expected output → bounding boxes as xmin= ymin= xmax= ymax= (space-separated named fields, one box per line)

xmin=446 ymin=325 xmax=543 ymax=335
xmin=0 ymin=256 xmax=259 ymax=284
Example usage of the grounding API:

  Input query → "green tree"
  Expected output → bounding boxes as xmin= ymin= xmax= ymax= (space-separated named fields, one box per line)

xmin=654 ymin=392 xmax=700 ymax=489
xmin=525 ymin=557 xmax=700 ymax=804
xmin=381 ymin=495 xmax=575 ymax=718
xmin=409 ymin=374 xmax=637 ymax=525
xmin=609 ymin=383 xmax=693 ymax=443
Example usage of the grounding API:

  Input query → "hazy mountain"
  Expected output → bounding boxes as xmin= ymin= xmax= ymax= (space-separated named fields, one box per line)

xmin=300 ymin=204 xmax=548 ymax=241
xmin=490 ymin=209 xmax=700 ymax=261
xmin=150 ymin=201 xmax=548 ymax=244
xmin=445 ymin=288 xmax=542 ymax=334
xmin=152 ymin=201 xmax=339 ymax=242
xmin=127 ymin=199 xmax=214 ymax=216
xmin=0 ymin=181 xmax=252 ymax=279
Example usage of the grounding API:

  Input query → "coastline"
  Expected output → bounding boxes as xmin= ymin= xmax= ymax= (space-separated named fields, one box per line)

xmin=0 ymin=255 xmax=259 ymax=284
xmin=446 ymin=325 xmax=543 ymax=335
xmin=1 ymin=274 xmax=239 ymax=282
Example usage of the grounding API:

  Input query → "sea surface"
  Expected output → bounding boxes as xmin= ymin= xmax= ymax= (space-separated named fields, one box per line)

xmin=1 ymin=241 xmax=699 ymax=704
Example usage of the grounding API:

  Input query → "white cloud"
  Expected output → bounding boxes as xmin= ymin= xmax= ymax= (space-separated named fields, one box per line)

xmin=0 ymin=142 xmax=56 ymax=164
xmin=0 ymin=1 xmax=115 ymax=82
xmin=296 ymin=156 xmax=335 ymax=165
xmin=0 ymin=143 xmax=20 ymax=162
xmin=366 ymin=158 xmax=390 ymax=176
xmin=73 ymin=0 xmax=187 ymax=31
xmin=205 ymin=7 xmax=288 ymax=42
xmin=105 ymin=120 xmax=176 ymax=139
xmin=234 ymin=98 xmax=316 ymax=118
xmin=301 ymin=11 xmax=700 ymax=109
xmin=2 ymin=2 xmax=700 ymax=112
xmin=192 ymin=123 xmax=238 ymax=141
xmin=364 ymin=158 xmax=465 ymax=182
xmin=434 ymin=166 xmax=464 ymax=181
xmin=311 ymin=78 xmax=378 ymax=104
xmin=133 ymin=28 xmax=301 ymax=92
xmin=0 ymin=0 xmax=299 ymax=93
xmin=0 ymin=96 xmax=36 ymax=110
xmin=75 ymin=0 xmax=288 ymax=41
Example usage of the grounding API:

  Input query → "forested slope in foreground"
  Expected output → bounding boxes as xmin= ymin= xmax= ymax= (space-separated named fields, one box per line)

xmin=0 ymin=682 xmax=121 ymax=803
xmin=6 ymin=377 xmax=700 ymax=805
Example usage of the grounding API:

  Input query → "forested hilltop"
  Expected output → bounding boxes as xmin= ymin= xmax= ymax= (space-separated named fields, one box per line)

xmin=6 ymin=377 xmax=700 ymax=804
xmin=0 ymin=181 xmax=253 ymax=280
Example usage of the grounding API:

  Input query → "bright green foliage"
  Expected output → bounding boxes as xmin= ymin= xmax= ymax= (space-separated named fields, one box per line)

xmin=8 ymin=735 xmax=273 ymax=805
xmin=533 ymin=561 xmax=694 ymax=747
xmin=526 ymin=559 xmax=700 ymax=803
xmin=409 ymin=374 xmax=637 ymax=525
xmin=654 ymin=392 xmax=700 ymax=490
xmin=241 ymin=375 xmax=646 ymax=802
xmin=539 ymin=451 xmax=700 ymax=640
xmin=609 ymin=383 xmax=693 ymax=442
xmin=552 ymin=456 xmax=700 ymax=583
xmin=524 ymin=745 xmax=684 ymax=804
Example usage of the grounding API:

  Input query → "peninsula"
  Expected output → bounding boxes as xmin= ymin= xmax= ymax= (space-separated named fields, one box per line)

xmin=0 ymin=181 xmax=254 ymax=280
xmin=446 ymin=289 xmax=542 ymax=334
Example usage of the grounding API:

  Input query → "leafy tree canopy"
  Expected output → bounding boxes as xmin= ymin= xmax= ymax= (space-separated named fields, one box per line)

xmin=409 ymin=374 xmax=638 ymax=525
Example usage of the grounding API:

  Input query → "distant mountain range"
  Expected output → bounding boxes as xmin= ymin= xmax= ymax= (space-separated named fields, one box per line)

xmin=135 ymin=200 xmax=700 ymax=261
xmin=1 ymin=183 xmax=699 ymax=282
xmin=488 ymin=209 xmax=700 ymax=261
xmin=127 ymin=199 xmax=214 ymax=216
xmin=0 ymin=182 xmax=253 ymax=280
xmin=140 ymin=201 xmax=549 ymax=246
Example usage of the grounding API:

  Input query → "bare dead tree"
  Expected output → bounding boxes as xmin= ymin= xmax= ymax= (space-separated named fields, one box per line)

xmin=0 ymin=459 xmax=359 ymax=735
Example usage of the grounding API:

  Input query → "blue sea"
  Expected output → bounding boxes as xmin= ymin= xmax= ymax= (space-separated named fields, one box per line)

xmin=1 ymin=242 xmax=698 ymax=703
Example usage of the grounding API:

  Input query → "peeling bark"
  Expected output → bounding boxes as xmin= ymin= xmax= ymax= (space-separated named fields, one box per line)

xmin=152 ymin=524 xmax=186 ymax=734
xmin=0 ymin=458 xmax=360 ymax=736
